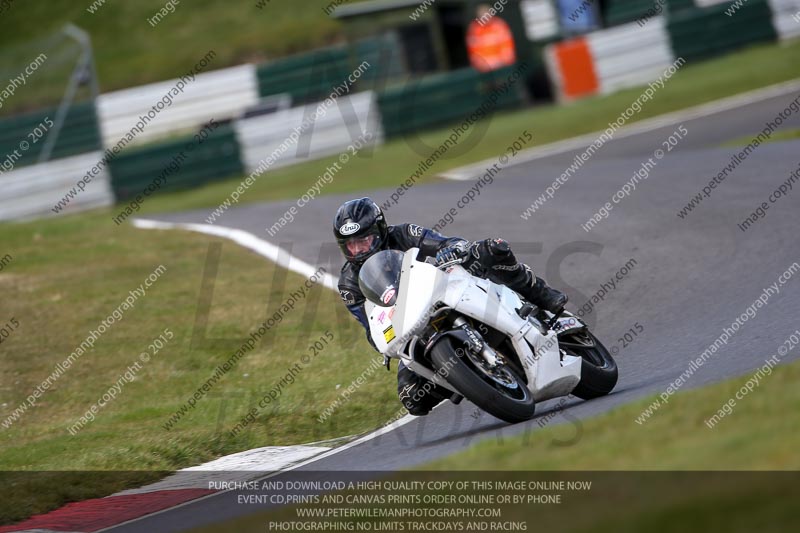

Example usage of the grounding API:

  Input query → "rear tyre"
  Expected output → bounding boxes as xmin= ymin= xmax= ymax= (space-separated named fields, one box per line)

xmin=565 ymin=331 xmax=618 ymax=400
xmin=430 ymin=337 xmax=535 ymax=424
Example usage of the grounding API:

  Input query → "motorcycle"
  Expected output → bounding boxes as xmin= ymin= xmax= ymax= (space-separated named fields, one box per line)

xmin=359 ymin=248 xmax=617 ymax=423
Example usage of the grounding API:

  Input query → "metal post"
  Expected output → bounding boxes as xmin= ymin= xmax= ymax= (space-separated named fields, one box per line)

xmin=37 ymin=24 xmax=98 ymax=163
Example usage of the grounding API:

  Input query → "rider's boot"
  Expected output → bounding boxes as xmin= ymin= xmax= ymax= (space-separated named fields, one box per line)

xmin=525 ymin=276 xmax=568 ymax=315
xmin=513 ymin=270 xmax=568 ymax=315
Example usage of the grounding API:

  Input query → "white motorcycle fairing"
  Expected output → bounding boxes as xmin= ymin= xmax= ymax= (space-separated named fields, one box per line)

xmin=365 ymin=248 xmax=581 ymax=403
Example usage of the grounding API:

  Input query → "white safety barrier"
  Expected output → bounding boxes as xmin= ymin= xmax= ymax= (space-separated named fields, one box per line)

xmin=768 ymin=0 xmax=800 ymax=40
xmin=234 ymin=90 xmax=383 ymax=174
xmin=0 ymin=152 xmax=113 ymax=221
xmin=544 ymin=16 xmax=676 ymax=101
xmin=97 ymin=64 xmax=259 ymax=148
xmin=586 ymin=17 xmax=675 ymax=95
xmin=521 ymin=0 xmax=560 ymax=41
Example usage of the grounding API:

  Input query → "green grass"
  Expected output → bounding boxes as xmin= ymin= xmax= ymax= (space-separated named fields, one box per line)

xmin=0 ymin=211 xmax=398 ymax=523
xmin=426 ymin=359 xmax=800 ymax=471
xmin=134 ymin=38 xmax=800 ymax=216
xmin=0 ymin=0 xmax=371 ymax=112
xmin=722 ymin=127 xmax=800 ymax=147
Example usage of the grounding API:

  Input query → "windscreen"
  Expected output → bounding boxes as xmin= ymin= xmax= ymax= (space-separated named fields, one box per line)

xmin=358 ymin=250 xmax=404 ymax=306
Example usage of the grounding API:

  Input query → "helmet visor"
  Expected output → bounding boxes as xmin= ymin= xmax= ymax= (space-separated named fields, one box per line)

xmin=338 ymin=226 xmax=383 ymax=263
xmin=345 ymin=234 xmax=376 ymax=257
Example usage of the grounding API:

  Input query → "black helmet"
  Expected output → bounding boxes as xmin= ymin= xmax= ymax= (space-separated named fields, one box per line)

xmin=333 ymin=197 xmax=388 ymax=264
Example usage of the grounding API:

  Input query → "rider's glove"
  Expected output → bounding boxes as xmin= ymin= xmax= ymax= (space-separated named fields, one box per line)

xmin=435 ymin=241 xmax=472 ymax=267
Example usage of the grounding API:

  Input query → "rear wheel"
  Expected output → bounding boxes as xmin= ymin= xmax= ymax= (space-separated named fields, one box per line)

xmin=430 ymin=337 xmax=535 ymax=423
xmin=561 ymin=330 xmax=618 ymax=399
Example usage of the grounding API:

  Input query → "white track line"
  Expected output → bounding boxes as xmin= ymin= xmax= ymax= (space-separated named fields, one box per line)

xmin=132 ymin=219 xmax=338 ymax=289
xmin=114 ymin=446 xmax=332 ymax=495
xmin=441 ymin=78 xmax=800 ymax=181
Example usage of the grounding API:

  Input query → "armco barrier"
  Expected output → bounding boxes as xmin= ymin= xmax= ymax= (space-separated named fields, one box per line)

xmin=0 ymin=151 xmax=113 ymax=221
xmin=588 ymin=17 xmax=675 ymax=94
xmin=234 ymin=91 xmax=382 ymax=174
xmin=768 ymin=0 xmax=800 ymax=40
xmin=667 ymin=0 xmax=777 ymax=61
xmin=97 ymin=64 xmax=258 ymax=149
xmin=377 ymin=66 xmax=524 ymax=138
xmin=108 ymin=123 xmax=244 ymax=202
xmin=0 ymin=101 xmax=101 ymax=169
xmin=545 ymin=17 xmax=675 ymax=101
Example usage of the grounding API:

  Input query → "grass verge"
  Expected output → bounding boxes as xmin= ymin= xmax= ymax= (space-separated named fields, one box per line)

xmin=426 ymin=359 xmax=800 ymax=471
xmin=0 ymin=212 xmax=396 ymax=524
xmin=722 ymin=127 xmax=800 ymax=147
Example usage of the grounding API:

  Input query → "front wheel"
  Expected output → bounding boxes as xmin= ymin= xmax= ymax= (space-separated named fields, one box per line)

xmin=430 ymin=337 xmax=535 ymax=424
xmin=562 ymin=330 xmax=618 ymax=400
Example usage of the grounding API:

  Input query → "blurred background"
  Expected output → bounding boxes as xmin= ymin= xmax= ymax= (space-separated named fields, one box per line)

xmin=2 ymin=0 xmax=798 ymax=220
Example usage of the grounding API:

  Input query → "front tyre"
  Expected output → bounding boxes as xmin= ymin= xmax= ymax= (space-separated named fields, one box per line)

xmin=430 ymin=337 xmax=535 ymax=424
xmin=564 ymin=331 xmax=618 ymax=400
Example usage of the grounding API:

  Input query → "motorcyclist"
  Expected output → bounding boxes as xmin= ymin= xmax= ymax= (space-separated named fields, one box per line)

xmin=334 ymin=197 xmax=567 ymax=416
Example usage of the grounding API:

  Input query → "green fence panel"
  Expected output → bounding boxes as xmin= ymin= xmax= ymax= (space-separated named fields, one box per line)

xmin=349 ymin=34 xmax=405 ymax=86
xmin=667 ymin=0 xmax=696 ymax=13
xmin=605 ymin=0 xmax=659 ymax=26
xmin=667 ymin=0 xmax=777 ymax=61
xmin=256 ymin=35 xmax=403 ymax=104
xmin=109 ymin=123 xmax=243 ymax=202
xmin=378 ymin=66 xmax=525 ymax=138
xmin=258 ymin=48 xmax=351 ymax=103
xmin=0 ymin=100 xmax=101 ymax=168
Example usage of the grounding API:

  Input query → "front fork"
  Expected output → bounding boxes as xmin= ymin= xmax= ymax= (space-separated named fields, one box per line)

xmin=451 ymin=316 xmax=500 ymax=368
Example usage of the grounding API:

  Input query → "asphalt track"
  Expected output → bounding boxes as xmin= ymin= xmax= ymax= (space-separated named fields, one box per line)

xmin=113 ymin=87 xmax=800 ymax=532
